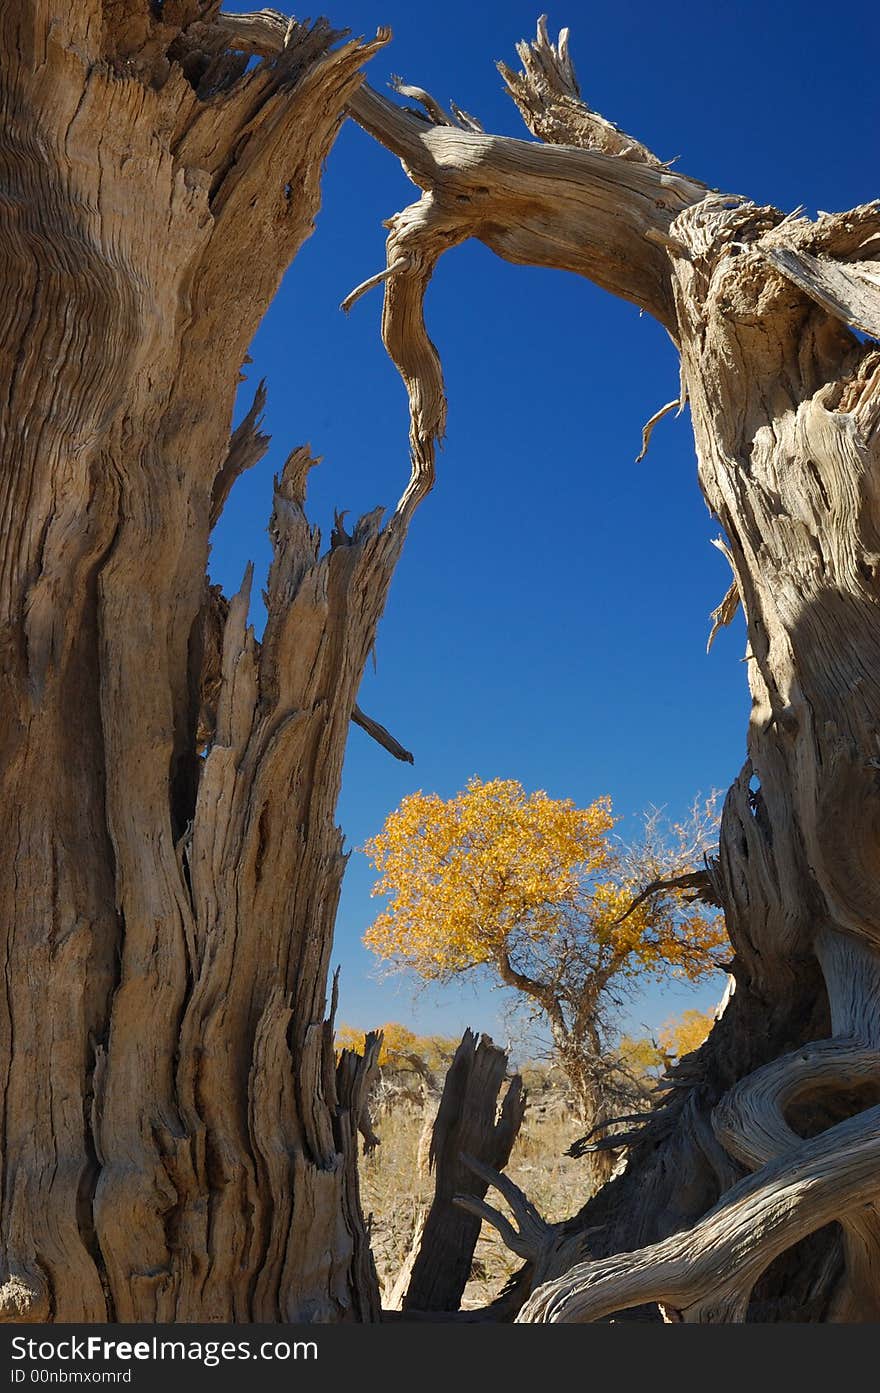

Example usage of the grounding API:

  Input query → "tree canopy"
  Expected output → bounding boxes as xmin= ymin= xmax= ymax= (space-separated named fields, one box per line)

xmin=363 ymin=776 xmax=724 ymax=995
xmin=362 ymin=777 xmax=725 ymax=1131
xmin=335 ymin=1022 xmax=458 ymax=1072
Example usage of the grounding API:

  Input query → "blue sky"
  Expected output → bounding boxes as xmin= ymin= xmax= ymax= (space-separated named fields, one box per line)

xmin=216 ymin=1 xmax=879 ymax=1049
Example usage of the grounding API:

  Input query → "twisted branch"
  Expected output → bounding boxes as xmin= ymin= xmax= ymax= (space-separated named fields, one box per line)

xmin=518 ymin=1103 xmax=880 ymax=1322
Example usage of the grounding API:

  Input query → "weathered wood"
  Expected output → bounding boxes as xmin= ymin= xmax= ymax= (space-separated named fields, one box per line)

xmin=351 ymin=705 xmax=414 ymax=764
xmin=7 ymin=1 xmax=880 ymax=1325
xmin=393 ymin=1030 xmax=526 ymax=1314
xmin=518 ymin=1101 xmax=880 ymax=1323
xmin=0 ymin=1 xmax=422 ymax=1324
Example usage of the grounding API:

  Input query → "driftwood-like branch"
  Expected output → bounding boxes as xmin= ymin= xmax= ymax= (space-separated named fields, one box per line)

xmin=635 ymin=397 xmax=682 ymax=464
xmin=218 ymin=15 xmax=708 ymax=327
xmin=707 ymin=931 xmax=880 ymax=1320
xmin=497 ymin=15 xmax=664 ymax=166
xmin=389 ymin=76 xmax=455 ymax=127
xmin=713 ymin=1036 xmax=880 ymax=1171
xmin=351 ymin=704 xmax=414 ymax=763
xmin=455 ymin=1154 xmax=603 ymax=1298
xmin=340 ymin=256 xmax=412 ymax=314
xmin=345 ymin=85 xmax=707 ymax=328
xmin=386 ymin=77 xmax=484 ymax=134
xmin=455 ymin=1153 xmax=554 ymax=1263
xmin=519 ymin=1102 xmax=880 ymax=1323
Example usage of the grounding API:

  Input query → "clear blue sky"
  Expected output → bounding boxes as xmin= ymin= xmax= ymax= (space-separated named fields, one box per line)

xmin=215 ymin=1 xmax=879 ymax=1049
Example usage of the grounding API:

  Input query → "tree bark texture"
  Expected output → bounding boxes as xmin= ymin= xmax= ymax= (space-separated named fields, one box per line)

xmin=0 ymin=1 xmax=433 ymax=1323
xmin=6 ymin=0 xmax=880 ymax=1326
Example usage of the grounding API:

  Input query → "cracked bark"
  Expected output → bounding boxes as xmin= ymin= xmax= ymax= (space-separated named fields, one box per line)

xmin=0 ymin=1 xmax=422 ymax=1323
xmin=7 ymin=0 xmax=880 ymax=1326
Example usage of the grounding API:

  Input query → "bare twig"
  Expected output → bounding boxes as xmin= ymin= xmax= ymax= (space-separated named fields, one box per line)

xmin=340 ymin=256 xmax=412 ymax=314
xmin=635 ymin=397 xmax=681 ymax=463
xmin=611 ymin=868 xmax=720 ymax=928
xmin=352 ymin=705 xmax=414 ymax=764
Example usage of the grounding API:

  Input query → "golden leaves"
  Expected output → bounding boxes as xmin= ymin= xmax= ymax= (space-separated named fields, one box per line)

xmin=658 ymin=1007 xmax=716 ymax=1060
xmin=619 ymin=1005 xmax=717 ymax=1080
xmin=361 ymin=777 xmax=726 ymax=993
xmin=363 ymin=777 xmax=612 ymax=977
xmin=335 ymin=1021 xmax=457 ymax=1070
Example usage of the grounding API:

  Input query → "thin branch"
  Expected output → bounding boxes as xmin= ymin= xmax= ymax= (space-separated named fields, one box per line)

xmin=567 ymin=1112 xmax=651 ymax=1158
xmin=458 ymin=1152 xmax=554 ymax=1262
xmin=611 ymin=868 xmax=721 ymax=928
xmin=635 ymin=397 xmax=682 ymax=464
xmin=568 ymin=1127 xmax=645 ymax=1156
xmin=389 ymin=76 xmax=455 ymax=127
xmin=351 ymin=704 xmax=414 ymax=764
xmin=453 ymin=1194 xmax=532 ymax=1259
xmin=340 ymin=256 xmax=412 ymax=314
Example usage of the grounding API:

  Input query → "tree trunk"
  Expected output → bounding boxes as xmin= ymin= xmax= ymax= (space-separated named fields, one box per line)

xmin=319 ymin=15 xmax=880 ymax=1321
xmin=0 ymin=1 xmax=426 ymax=1323
xmin=550 ymin=1032 xmax=617 ymax=1189
xmin=389 ymin=1030 xmax=525 ymax=1315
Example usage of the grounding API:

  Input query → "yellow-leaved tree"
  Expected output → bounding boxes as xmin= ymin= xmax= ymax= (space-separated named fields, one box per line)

xmin=335 ymin=1022 xmax=458 ymax=1087
xmin=362 ymin=777 xmax=726 ymax=1163
xmin=619 ymin=1006 xmax=719 ymax=1080
xmin=658 ymin=1007 xmax=716 ymax=1062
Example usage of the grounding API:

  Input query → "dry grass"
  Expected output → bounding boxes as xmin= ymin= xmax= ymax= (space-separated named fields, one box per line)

xmin=360 ymin=1082 xmax=592 ymax=1309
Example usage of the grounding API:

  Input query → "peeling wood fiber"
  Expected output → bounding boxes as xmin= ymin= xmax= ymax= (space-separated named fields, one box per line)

xmin=0 ymin=1 xmax=409 ymax=1323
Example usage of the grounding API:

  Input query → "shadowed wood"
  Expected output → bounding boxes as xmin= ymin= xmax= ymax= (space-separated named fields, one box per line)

xmin=393 ymin=1030 xmax=525 ymax=1314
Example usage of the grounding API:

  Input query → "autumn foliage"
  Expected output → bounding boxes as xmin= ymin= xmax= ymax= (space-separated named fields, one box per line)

xmin=363 ymin=777 xmax=724 ymax=988
xmin=620 ymin=1006 xmax=717 ymax=1078
xmin=659 ymin=1007 xmax=716 ymax=1060
xmin=335 ymin=1022 xmax=458 ymax=1072
xmin=362 ymin=777 xmax=726 ymax=1141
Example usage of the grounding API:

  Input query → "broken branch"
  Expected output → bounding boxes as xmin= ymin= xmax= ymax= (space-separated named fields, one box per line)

xmin=352 ymin=704 xmax=414 ymax=764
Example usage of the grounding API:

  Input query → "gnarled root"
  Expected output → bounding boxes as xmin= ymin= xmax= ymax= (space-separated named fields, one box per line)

xmin=516 ymin=1101 xmax=880 ymax=1322
xmin=710 ymin=929 xmax=880 ymax=1321
xmin=516 ymin=932 xmax=880 ymax=1322
xmin=713 ymin=1036 xmax=880 ymax=1171
xmin=454 ymin=1155 xmax=599 ymax=1290
xmin=711 ymin=1034 xmax=880 ymax=1321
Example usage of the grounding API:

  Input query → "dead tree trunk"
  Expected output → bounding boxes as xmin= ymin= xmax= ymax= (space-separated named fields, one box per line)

xmin=0 ymin=1 xmax=432 ymax=1323
xmin=290 ymin=12 xmax=877 ymax=1321
xmin=384 ymin=1030 xmax=525 ymax=1315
